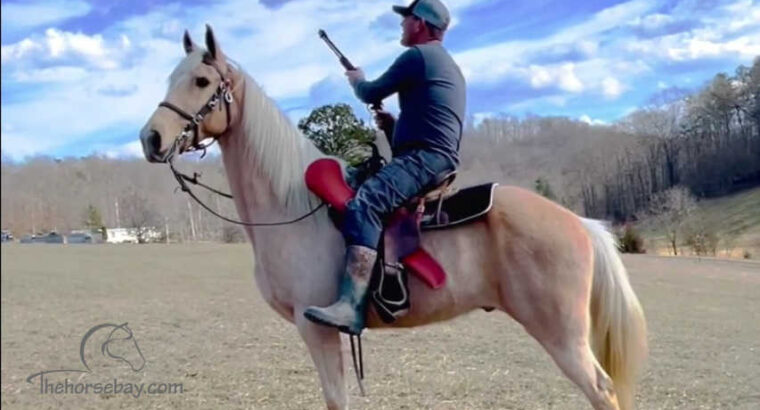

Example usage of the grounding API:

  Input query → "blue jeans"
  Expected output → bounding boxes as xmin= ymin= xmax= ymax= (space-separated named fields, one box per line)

xmin=342 ymin=149 xmax=456 ymax=249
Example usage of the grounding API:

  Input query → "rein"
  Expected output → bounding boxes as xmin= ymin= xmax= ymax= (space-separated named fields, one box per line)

xmin=169 ymin=157 xmax=326 ymax=227
xmin=160 ymin=54 xmax=366 ymax=392
xmin=159 ymin=63 xmax=326 ymax=228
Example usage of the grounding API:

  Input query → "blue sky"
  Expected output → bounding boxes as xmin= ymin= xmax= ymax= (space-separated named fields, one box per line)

xmin=1 ymin=0 xmax=758 ymax=160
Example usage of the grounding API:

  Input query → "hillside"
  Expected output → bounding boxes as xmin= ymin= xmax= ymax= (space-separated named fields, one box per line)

xmin=639 ymin=186 xmax=760 ymax=258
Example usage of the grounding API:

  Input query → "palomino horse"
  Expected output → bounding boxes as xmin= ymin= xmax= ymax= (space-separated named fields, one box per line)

xmin=139 ymin=26 xmax=647 ymax=410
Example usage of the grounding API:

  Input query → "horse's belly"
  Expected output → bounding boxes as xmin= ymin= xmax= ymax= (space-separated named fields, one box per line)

xmin=365 ymin=276 xmax=484 ymax=329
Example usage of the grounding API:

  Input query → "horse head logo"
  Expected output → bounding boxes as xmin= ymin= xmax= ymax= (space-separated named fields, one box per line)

xmin=27 ymin=322 xmax=146 ymax=383
xmin=81 ymin=322 xmax=146 ymax=372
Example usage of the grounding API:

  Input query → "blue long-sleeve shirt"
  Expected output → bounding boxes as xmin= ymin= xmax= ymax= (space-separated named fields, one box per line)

xmin=352 ymin=42 xmax=466 ymax=166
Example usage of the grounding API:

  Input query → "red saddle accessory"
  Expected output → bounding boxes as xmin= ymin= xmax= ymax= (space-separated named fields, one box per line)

xmin=305 ymin=158 xmax=446 ymax=289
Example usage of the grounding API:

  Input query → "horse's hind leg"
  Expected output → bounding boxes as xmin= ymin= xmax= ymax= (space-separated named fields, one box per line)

xmin=540 ymin=338 xmax=619 ymax=410
xmin=295 ymin=309 xmax=348 ymax=410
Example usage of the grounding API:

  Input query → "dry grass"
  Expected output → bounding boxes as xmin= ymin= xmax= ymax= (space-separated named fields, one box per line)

xmin=641 ymin=187 xmax=760 ymax=259
xmin=2 ymin=244 xmax=759 ymax=409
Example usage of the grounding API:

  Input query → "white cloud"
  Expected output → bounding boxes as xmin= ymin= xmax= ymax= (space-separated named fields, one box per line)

xmin=602 ymin=77 xmax=624 ymax=99
xmin=629 ymin=13 xmax=674 ymax=31
xmin=258 ymin=65 xmax=332 ymax=99
xmin=2 ymin=0 xmax=496 ymax=159
xmin=1 ymin=28 xmax=130 ymax=69
xmin=529 ymin=66 xmax=553 ymax=88
xmin=558 ymin=63 xmax=584 ymax=92
xmin=722 ymin=0 xmax=760 ymax=32
xmin=528 ymin=63 xmax=585 ymax=93
xmin=2 ymin=0 xmax=758 ymax=160
xmin=0 ymin=0 xmax=91 ymax=33
xmin=0 ymin=39 xmax=43 ymax=61
xmin=102 ymin=141 xmax=144 ymax=159
xmin=12 ymin=66 xmax=89 ymax=83
xmin=667 ymin=36 xmax=760 ymax=61
xmin=455 ymin=0 xmax=657 ymax=85
xmin=577 ymin=40 xmax=599 ymax=56
xmin=579 ymin=114 xmax=607 ymax=125
xmin=624 ymin=0 xmax=760 ymax=63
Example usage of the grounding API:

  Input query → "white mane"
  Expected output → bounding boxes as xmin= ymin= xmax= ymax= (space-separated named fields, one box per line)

xmin=238 ymin=70 xmax=328 ymax=214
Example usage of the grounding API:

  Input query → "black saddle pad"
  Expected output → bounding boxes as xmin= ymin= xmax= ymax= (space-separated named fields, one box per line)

xmin=420 ymin=183 xmax=497 ymax=230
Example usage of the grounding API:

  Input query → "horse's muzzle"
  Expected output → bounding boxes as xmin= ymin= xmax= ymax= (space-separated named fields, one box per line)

xmin=141 ymin=129 xmax=168 ymax=163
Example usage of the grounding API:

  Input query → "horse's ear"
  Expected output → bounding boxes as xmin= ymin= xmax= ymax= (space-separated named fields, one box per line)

xmin=183 ymin=30 xmax=195 ymax=55
xmin=205 ymin=24 xmax=219 ymax=60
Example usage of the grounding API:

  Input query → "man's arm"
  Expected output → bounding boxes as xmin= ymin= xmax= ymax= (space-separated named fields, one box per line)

xmin=350 ymin=47 xmax=423 ymax=104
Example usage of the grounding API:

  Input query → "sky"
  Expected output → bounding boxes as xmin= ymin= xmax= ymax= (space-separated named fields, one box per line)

xmin=1 ymin=0 xmax=758 ymax=161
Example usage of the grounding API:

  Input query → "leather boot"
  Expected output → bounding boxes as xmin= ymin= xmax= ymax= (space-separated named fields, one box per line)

xmin=303 ymin=245 xmax=377 ymax=335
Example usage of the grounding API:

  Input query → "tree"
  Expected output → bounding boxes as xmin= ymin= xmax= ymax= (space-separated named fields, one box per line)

xmin=119 ymin=189 xmax=160 ymax=244
xmin=684 ymin=222 xmax=719 ymax=256
xmin=534 ymin=177 xmax=556 ymax=201
xmin=640 ymin=186 xmax=696 ymax=255
xmin=297 ymin=103 xmax=377 ymax=165
xmin=82 ymin=204 xmax=105 ymax=233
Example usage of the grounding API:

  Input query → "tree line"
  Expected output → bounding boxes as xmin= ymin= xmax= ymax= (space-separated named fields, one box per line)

xmin=0 ymin=154 xmax=243 ymax=242
xmin=1 ymin=57 xmax=757 ymax=241
xmin=581 ymin=58 xmax=760 ymax=221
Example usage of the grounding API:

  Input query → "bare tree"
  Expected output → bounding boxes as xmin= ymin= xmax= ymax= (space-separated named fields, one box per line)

xmin=640 ymin=186 xmax=697 ymax=255
xmin=119 ymin=189 xmax=160 ymax=243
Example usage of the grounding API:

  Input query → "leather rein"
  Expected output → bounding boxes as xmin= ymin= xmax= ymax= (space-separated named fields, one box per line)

xmin=159 ymin=60 xmax=325 ymax=227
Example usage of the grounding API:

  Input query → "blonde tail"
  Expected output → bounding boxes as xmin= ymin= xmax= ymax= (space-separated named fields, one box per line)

xmin=581 ymin=218 xmax=648 ymax=410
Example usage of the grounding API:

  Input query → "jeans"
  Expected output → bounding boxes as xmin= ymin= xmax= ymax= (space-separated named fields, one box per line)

xmin=342 ymin=149 xmax=456 ymax=249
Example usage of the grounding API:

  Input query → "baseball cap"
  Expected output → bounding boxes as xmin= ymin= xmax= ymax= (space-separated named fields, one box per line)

xmin=392 ymin=0 xmax=451 ymax=31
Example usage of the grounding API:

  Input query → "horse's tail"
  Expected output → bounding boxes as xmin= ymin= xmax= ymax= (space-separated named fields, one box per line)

xmin=581 ymin=218 xmax=648 ymax=410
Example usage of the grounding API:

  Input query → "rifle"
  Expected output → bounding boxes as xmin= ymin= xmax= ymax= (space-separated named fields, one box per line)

xmin=318 ymin=29 xmax=383 ymax=111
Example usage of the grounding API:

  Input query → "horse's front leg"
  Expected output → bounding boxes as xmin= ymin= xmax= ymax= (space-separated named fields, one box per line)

xmin=295 ymin=308 xmax=348 ymax=410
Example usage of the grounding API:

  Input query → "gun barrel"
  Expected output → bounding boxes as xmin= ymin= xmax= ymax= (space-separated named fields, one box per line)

xmin=318 ymin=29 xmax=355 ymax=71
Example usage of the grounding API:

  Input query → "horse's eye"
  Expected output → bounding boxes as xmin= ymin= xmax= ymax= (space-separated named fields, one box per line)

xmin=195 ymin=77 xmax=210 ymax=88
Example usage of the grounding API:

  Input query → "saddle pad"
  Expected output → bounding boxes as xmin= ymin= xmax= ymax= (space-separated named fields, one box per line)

xmin=420 ymin=183 xmax=498 ymax=230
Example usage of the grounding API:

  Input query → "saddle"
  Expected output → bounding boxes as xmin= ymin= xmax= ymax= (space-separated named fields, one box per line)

xmin=305 ymin=158 xmax=496 ymax=293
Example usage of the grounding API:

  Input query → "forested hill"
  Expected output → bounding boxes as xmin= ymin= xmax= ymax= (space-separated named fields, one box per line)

xmin=458 ymin=57 xmax=760 ymax=221
xmin=2 ymin=58 xmax=758 ymax=240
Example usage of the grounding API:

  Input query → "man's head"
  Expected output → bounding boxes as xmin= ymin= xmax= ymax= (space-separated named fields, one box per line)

xmin=393 ymin=0 xmax=450 ymax=46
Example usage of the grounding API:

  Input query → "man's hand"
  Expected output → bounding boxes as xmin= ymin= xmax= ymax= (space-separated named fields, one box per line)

xmin=345 ymin=68 xmax=365 ymax=87
xmin=373 ymin=110 xmax=395 ymax=131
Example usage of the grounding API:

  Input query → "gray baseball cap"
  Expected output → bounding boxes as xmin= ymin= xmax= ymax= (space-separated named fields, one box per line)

xmin=392 ymin=0 xmax=451 ymax=30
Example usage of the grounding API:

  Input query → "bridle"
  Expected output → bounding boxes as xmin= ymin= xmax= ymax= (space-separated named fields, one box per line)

xmin=158 ymin=60 xmax=234 ymax=161
xmin=157 ymin=60 xmax=326 ymax=227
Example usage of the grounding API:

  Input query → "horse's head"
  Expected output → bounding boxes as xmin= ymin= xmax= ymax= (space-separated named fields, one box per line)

xmin=140 ymin=25 xmax=238 ymax=163
xmin=101 ymin=323 xmax=146 ymax=372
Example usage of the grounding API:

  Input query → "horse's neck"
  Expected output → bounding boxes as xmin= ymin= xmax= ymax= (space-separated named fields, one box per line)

xmin=219 ymin=127 xmax=282 ymax=240
xmin=217 ymin=75 xmax=324 ymax=246
xmin=215 ymin=74 xmax=350 ymax=311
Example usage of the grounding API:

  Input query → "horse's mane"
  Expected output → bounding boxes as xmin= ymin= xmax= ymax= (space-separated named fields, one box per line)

xmin=238 ymin=69 xmax=327 ymax=214
xmin=168 ymin=50 xmax=328 ymax=215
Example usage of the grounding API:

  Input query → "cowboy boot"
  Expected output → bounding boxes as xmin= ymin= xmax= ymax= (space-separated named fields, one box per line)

xmin=303 ymin=245 xmax=377 ymax=335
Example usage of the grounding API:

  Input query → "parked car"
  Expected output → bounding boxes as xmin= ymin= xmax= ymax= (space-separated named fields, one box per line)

xmin=41 ymin=232 xmax=65 ymax=243
xmin=20 ymin=232 xmax=65 ymax=244
xmin=1 ymin=230 xmax=13 ymax=242
xmin=67 ymin=232 xmax=93 ymax=244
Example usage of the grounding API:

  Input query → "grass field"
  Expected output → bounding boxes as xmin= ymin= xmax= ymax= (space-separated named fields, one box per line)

xmin=2 ymin=243 xmax=759 ymax=409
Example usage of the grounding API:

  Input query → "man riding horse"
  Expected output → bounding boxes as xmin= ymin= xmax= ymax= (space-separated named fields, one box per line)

xmin=304 ymin=0 xmax=467 ymax=335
